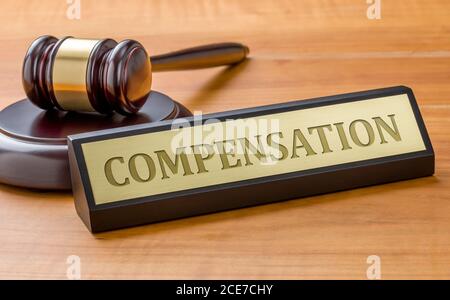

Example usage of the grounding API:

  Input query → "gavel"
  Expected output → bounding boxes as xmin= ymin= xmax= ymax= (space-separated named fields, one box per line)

xmin=22 ymin=36 xmax=249 ymax=115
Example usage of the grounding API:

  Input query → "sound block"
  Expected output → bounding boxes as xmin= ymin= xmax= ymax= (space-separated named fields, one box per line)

xmin=0 ymin=91 xmax=192 ymax=190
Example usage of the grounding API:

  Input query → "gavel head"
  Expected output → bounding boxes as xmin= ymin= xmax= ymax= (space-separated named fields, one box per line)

xmin=22 ymin=35 xmax=152 ymax=115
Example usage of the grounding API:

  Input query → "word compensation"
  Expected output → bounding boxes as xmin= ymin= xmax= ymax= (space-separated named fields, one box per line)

xmin=104 ymin=114 xmax=401 ymax=186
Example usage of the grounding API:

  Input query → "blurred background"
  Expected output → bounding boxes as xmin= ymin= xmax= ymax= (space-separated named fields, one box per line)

xmin=1 ymin=0 xmax=449 ymax=113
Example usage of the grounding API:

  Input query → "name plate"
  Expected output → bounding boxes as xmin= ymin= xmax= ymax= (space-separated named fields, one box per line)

xmin=68 ymin=86 xmax=434 ymax=232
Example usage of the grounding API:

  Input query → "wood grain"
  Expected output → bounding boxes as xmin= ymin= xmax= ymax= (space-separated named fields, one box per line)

xmin=0 ymin=0 xmax=449 ymax=279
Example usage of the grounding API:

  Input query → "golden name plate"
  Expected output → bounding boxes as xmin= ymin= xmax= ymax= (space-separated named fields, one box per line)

xmin=68 ymin=86 xmax=434 ymax=233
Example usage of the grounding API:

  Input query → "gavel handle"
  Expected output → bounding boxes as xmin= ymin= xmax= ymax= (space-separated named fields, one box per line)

xmin=150 ymin=43 xmax=249 ymax=72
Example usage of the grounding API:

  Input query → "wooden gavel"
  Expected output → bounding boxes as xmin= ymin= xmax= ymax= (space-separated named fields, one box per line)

xmin=22 ymin=36 xmax=249 ymax=115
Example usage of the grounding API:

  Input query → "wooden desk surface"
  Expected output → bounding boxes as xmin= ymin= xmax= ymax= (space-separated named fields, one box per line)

xmin=0 ymin=0 xmax=449 ymax=279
